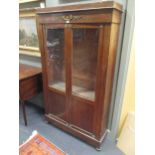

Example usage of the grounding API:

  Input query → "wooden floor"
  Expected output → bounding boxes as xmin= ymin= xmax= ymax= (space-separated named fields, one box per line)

xmin=19 ymin=102 xmax=124 ymax=155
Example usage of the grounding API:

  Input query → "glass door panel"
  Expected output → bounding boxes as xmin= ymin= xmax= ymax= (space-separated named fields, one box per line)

xmin=46 ymin=29 xmax=65 ymax=92
xmin=72 ymin=28 xmax=99 ymax=101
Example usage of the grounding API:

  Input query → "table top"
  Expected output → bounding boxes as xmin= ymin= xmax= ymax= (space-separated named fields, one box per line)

xmin=19 ymin=64 xmax=42 ymax=81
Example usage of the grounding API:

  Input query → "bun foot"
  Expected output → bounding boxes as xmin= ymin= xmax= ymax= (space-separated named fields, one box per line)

xmin=96 ymin=146 xmax=102 ymax=151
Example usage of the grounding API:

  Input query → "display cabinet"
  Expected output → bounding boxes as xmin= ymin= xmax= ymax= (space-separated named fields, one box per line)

xmin=36 ymin=1 xmax=122 ymax=149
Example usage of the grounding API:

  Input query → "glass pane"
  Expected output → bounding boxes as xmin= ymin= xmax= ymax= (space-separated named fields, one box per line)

xmin=72 ymin=28 xmax=99 ymax=101
xmin=46 ymin=29 xmax=65 ymax=92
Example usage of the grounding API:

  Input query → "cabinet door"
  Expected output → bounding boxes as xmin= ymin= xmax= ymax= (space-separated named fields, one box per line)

xmin=44 ymin=25 xmax=68 ymax=121
xmin=70 ymin=25 xmax=100 ymax=133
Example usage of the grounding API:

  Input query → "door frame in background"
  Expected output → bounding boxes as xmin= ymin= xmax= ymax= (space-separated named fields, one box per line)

xmin=107 ymin=0 xmax=135 ymax=142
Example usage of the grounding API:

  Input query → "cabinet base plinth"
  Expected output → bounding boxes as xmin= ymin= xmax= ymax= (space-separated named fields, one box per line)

xmin=45 ymin=114 xmax=108 ymax=149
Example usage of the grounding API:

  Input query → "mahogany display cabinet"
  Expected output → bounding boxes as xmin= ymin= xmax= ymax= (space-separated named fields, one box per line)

xmin=36 ymin=1 xmax=122 ymax=149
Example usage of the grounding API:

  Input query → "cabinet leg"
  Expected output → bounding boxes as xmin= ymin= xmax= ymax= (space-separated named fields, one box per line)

xmin=96 ymin=146 xmax=102 ymax=151
xmin=21 ymin=100 xmax=27 ymax=126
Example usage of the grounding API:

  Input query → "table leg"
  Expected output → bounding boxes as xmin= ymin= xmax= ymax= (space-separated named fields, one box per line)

xmin=21 ymin=100 xmax=27 ymax=126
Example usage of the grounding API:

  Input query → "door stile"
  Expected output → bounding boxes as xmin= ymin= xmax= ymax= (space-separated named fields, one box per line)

xmin=64 ymin=24 xmax=72 ymax=122
xmin=37 ymin=23 xmax=49 ymax=114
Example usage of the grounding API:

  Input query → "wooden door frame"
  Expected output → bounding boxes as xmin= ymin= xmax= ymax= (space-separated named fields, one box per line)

xmin=107 ymin=0 xmax=135 ymax=142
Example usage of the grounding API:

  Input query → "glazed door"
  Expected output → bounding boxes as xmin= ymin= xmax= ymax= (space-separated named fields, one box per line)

xmin=69 ymin=25 xmax=101 ymax=134
xmin=43 ymin=25 xmax=69 ymax=121
xmin=43 ymin=24 xmax=102 ymax=131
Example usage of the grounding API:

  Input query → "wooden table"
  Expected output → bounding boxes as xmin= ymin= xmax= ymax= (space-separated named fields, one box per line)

xmin=19 ymin=64 xmax=42 ymax=126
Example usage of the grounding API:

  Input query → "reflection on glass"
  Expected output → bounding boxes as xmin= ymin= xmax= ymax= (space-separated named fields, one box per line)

xmin=72 ymin=29 xmax=99 ymax=101
xmin=46 ymin=29 xmax=65 ymax=92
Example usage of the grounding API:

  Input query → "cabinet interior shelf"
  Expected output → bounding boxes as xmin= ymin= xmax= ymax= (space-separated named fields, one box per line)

xmin=49 ymin=81 xmax=95 ymax=101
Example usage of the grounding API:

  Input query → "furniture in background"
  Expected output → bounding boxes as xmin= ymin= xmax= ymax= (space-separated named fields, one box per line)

xmin=36 ymin=1 xmax=122 ymax=149
xmin=19 ymin=63 xmax=42 ymax=126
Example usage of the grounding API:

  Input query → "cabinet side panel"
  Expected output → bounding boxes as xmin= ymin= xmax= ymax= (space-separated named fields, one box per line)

xmin=101 ymin=23 xmax=120 ymax=136
xmin=36 ymin=17 xmax=49 ymax=113
xmin=93 ymin=24 xmax=111 ymax=139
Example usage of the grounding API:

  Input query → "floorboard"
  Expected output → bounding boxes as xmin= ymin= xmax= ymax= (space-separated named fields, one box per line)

xmin=19 ymin=103 xmax=124 ymax=155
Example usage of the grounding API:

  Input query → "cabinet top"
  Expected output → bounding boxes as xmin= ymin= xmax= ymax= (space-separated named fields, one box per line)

xmin=36 ymin=1 xmax=122 ymax=14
